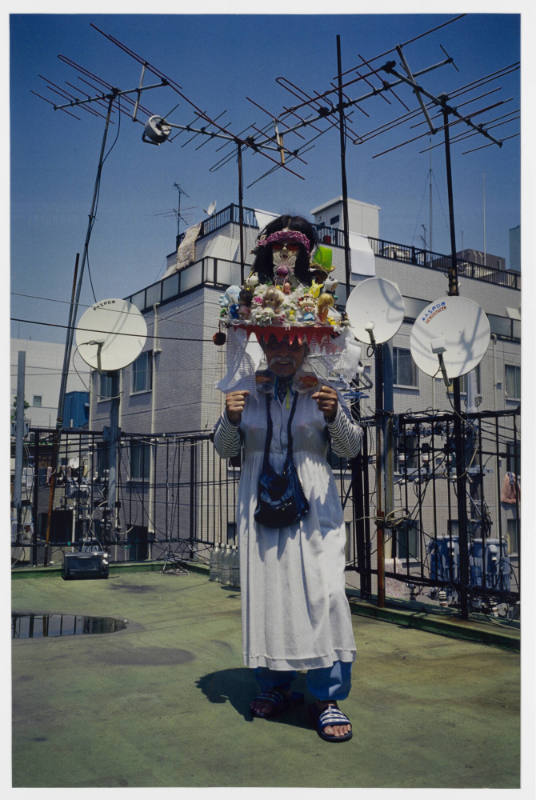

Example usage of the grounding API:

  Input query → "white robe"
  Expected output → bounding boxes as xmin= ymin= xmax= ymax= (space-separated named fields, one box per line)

xmin=214 ymin=385 xmax=363 ymax=671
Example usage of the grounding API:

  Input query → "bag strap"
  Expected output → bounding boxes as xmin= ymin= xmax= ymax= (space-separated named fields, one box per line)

xmin=286 ymin=392 xmax=299 ymax=462
xmin=262 ymin=391 xmax=299 ymax=469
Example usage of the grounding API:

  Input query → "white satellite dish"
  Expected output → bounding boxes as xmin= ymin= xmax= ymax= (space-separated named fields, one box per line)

xmin=204 ymin=201 xmax=217 ymax=216
xmin=76 ymin=298 xmax=147 ymax=372
xmin=345 ymin=277 xmax=405 ymax=344
xmin=410 ymin=295 xmax=490 ymax=381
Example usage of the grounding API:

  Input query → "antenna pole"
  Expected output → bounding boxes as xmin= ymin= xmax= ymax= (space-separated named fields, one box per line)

xmin=56 ymin=92 xmax=117 ymax=434
xmin=237 ymin=141 xmax=245 ymax=283
xmin=336 ymin=35 xmax=352 ymax=292
xmin=429 ymin=141 xmax=433 ymax=254
xmin=177 ymin=185 xmax=182 ymax=245
xmin=47 ymin=94 xmax=115 ymax=565
xmin=374 ymin=343 xmax=385 ymax=608
xmin=482 ymin=172 xmax=487 ymax=266
xmin=442 ymin=97 xmax=470 ymax=619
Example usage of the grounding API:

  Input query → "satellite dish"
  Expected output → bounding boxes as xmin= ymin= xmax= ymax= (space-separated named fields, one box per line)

xmin=76 ymin=298 xmax=147 ymax=372
xmin=142 ymin=115 xmax=171 ymax=145
xmin=345 ymin=277 xmax=405 ymax=344
xmin=204 ymin=201 xmax=217 ymax=216
xmin=410 ymin=295 xmax=490 ymax=381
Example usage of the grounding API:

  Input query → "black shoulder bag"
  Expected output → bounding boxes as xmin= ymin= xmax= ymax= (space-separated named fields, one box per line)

xmin=254 ymin=392 xmax=309 ymax=528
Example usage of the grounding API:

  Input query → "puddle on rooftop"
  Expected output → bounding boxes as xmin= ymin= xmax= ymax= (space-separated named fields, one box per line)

xmin=12 ymin=613 xmax=128 ymax=640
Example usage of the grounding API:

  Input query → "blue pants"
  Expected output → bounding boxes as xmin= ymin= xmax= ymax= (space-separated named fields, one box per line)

xmin=255 ymin=660 xmax=352 ymax=701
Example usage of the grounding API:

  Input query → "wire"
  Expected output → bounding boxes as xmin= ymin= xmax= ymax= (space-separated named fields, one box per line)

xmin=10 ymin=316 xmax=215 ymax=342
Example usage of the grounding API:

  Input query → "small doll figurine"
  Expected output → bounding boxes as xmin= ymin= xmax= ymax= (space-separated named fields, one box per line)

xmin=317 ymin=292 xmax=335 ymax=323
xmin=297 ymin=294 xmax=316 ymax=322
xmin=263 ymin=287 xmax=285 ymax=313
xmin=245 ymin=273 xmax=260 ymax=289
xmin=323 ymin=274 xmax=338 ymax=294
xmin=238 ymin=287 xmax=253 ymax=319
xmin=309 ymin=279 xmax=323 ymax=299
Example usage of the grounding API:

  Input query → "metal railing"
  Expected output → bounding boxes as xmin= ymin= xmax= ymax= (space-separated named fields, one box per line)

xmin=344 ymin=408 xmax=520 ymax=616
xmin=13 ymin=407 xmax=520 ymax=620
xmin=141 ymin=205 xmax=519 ymax=313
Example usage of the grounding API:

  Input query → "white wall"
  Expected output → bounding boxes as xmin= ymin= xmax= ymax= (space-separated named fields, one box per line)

xmin=10 ymin=339 xmax=90 ymax=429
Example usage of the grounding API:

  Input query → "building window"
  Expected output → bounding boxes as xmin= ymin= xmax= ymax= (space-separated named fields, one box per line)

xmin=393 ymin=520 xmax=420 ymax=560
xmin=395 ymin=432 xmax=418 ymax=471
xmin=448 ymin=365 xmax=481 ymax=395
xmin=132 ymin=351 xmax=152 ymax=393
xmin=506 ymin=518 xmax=519 ymax=555
xmin=32 ymin=395 xmax=42 ymax=408
xmin=95 ymin=444 xmax=109 ymax=479
xmin=330 ymin=214 xmax=340 ymax=225
xmin=99 ymin=372 xmax=118 ymax=400
xmin=506 ymin=440 xmax=520 ymax=475
xmin=504 ymin=364 xmax=520 ymax=400
xmin=393 ymin=347 xmax=418 ymax=388
xmin=130 ymin=441 xmax=150 ymax=481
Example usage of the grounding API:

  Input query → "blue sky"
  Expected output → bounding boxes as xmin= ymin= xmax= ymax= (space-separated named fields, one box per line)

xmin=10 ymin=9 xmax=522 ymax=343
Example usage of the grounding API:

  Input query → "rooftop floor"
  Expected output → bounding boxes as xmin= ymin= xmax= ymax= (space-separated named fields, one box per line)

xmin=12 ymin=566 xmax=520 ymax=789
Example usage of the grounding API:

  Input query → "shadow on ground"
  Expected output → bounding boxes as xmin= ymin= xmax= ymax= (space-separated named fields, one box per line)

xmin=196 ymin=667 xmax=311 ymax=729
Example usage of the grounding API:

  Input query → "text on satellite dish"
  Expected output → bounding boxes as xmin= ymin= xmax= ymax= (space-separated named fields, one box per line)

xmin=422 ymin=301 xmax=447 ymax=324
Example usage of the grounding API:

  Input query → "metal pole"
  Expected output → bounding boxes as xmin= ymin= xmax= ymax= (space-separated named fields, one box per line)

xmin=32 ymin=430 xmax=40 ymax=567
xmin=237 ymin=141 xmax=245 ymax=284
xmin=375 ymin=344 xmax=385 ymax=607
xmin=56 ymin=92 xmax=116 ymax=433
xmin=442 ymin=99 xmax=470 ymax=618
xmin=13 ymin=350 xmax=26 ymax=542
xmin=45 ymin=253 xmax=79 ymax=563
xmin=107 ymin=386 xmax=120 ymax=537
xmin=336 ymin=35 xmax=352 ymax=293
xmin=383 ymin=343 xmax=394 ymax=561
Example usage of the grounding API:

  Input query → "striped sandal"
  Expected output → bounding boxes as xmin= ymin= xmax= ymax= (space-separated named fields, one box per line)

xmin=249 ymin=688 xmax=304 ymax=719
xmin=309 ymin=702 xmax=353 ymax=743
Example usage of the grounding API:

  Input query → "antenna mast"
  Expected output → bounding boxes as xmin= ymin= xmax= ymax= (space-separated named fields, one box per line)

xmin=173 ymin=182 xmax=190 ymax=248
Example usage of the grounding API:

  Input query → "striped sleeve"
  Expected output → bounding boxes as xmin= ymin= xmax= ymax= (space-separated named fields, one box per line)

xmin=327 ymin=403 xmax=363 ymax=459
xmin=213 ymin=411 xmax=242 ymax=458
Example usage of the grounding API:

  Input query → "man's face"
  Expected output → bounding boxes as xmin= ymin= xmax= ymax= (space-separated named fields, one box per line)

xmin=263 ymin=336 xmax=307 ymax=377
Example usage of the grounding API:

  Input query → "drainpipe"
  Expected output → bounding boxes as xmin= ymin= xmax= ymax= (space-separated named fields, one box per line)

xmin=148 ymin=303 xmax=161 ymax=559
xmin=88 ymin=371 xmax=95 ymax=430
xmin=491 ymin=334 xmax=498 ymax=411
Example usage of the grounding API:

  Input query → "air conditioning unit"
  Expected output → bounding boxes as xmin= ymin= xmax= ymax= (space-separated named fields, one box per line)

xmin=382 ymin=244 xmax=410 ymax=260
xmin=63 ymin=551 xmax=109 ymax=580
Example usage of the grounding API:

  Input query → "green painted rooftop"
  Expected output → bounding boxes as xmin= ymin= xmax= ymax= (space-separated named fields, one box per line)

xmin=12 ymin=565 xmax=520 ymax=789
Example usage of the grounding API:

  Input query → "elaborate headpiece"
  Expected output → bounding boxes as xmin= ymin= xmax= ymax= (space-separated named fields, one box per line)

xmin=256 ymin=228 xmax=313 ymax=254
xmin=215 ymin=217 xmax=362 ymax=392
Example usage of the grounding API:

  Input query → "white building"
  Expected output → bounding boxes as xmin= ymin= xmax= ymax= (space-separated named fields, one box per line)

xmin=88 ymin=197 xmax=520 ymax=437
xmin=10 ymin=338 xmax=90 ymax=430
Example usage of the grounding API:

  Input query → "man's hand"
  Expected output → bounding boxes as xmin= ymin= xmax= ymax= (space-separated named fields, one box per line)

xmin=312 ymin=385 xmax=338 ymax=422
xmin=226 ymin=391 xmax=250 ymax=424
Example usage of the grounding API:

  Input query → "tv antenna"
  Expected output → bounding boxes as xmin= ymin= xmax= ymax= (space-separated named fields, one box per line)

xmin=256 ymin=15 xmax=518 ymax=616
xmin=173 ymin=182 xmax=191 ymax=248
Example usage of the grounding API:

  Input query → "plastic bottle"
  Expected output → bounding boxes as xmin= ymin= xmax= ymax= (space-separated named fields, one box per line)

xmin=209 ymin=543 xmax=221 ymax=582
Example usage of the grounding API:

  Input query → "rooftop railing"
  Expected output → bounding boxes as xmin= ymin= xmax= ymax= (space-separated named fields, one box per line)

xmin=156 ymin=203 xmax=519 ymax=306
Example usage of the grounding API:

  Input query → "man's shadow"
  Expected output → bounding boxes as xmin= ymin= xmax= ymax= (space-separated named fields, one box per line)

xmin=196 ymin=668 xmax=311 ymax=729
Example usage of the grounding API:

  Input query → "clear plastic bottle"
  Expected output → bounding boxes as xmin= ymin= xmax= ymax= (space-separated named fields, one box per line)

xmin=209 ymin=543 xmax=221 ymax=582
xmin=220 ymin=544 xmax=232 ymax=585
xmin=231 ymin=544 xmax=240 ymax=589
